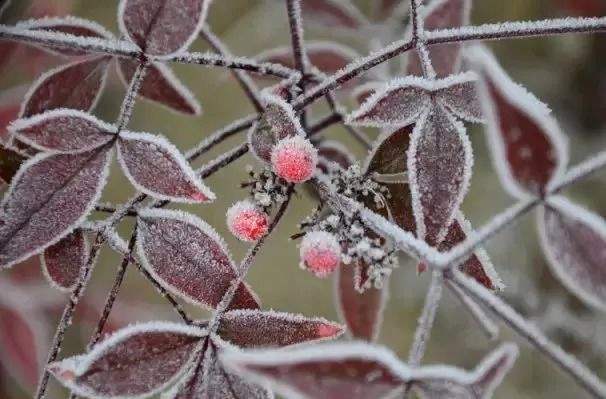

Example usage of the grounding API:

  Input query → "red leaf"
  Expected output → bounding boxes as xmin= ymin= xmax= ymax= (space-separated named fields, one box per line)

xmin=41 ymin=229 xmax=88 ymax=291
xmin=167 ymin=338 xmax=271 ymax=399
xmin=217 ymin=309 xmax=344 ymax=348
xmin=0 ymin=146 xmax=111 ymax=268
xmin=22 ymin=16 xmax=114 ymax=56
xmin=351 ymin=81 xmax=380 ymax=106
xmin=117 ymin=131 xmax=214 ymax=203
xmin=0 ymin=145 xmax=27 ymax=186
xmin=336 ymin=262 xmax=387 ymax=342
xmin=411 ymin=344 xmax=518 ymax=398
xmin=0 ymin=296 xmax=47 ymax=391
xmin=248 ymin=94 xmax=304 ymax=163
xmin=470 ymin=46 xmax=568 ymax=198
xmin=346 ymin=77 xmax=431 ymax=128
xmin=9 ymin=109 xmax=115 ymax=153
xmin=406 ymin=0 xmax=471 ymax=77
xmin=222 ymin=342 xmax=407 ymax=399
xmin=119 ymin=0 xmax=209 ymax=56
xmin=118 ymin=59 xmax=201 ymax=115
xmin=408 ymin=104 xmax=472 ymax=245
xmin=434 ymin=214 xmax=503 ymax=290
xmin=136 ymin=208 xmax=260 ymax=311
xmin=49 ymin=322 xmax=205 ymax=398
xmin=300 ymin=0 xmax=368 ymax=29
xmin=20 ymin=56 xmax=111 ymax=118
xmin=0 ymin=40 xmax=18 ymax=74
xmin=434 ymin=74 xmax=483 ymax=123
xmin=538 ymin=197 xmax=606 ymax=311
xmin=0 ymin=86 xmax=26 ymax=141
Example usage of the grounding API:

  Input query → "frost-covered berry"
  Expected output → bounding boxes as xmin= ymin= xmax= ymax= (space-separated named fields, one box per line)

xmin=300 ymin=231 xmax=341 ymax=278
xmin=271 ymin=135 xmax=318 ymax=183
xmin=227 ymin=200 xmax=269 ymax=242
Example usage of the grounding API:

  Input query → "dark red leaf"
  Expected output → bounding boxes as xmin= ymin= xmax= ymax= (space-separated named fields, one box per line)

xmin=0 ymin=85 xmax=28 ymax=141
xmin=41 ymin=229 xmax=87 ymax=291
xmin=118 ymin=59 xmax=201 ymax=115
xmin=217 ymin=309 xmax=344 ymax=348
xmin=539 ymin=197 xmax=606 ymax=311
xmin=336 ymin=262 xmax=387 ymax=342
xmin=365 ymin=125 xmax=412 ymax=176
xmin=0 ymin=145 xmax=26 ymax=186
xmin=407 ymin=0 xmax=471 ymax=77
xmin=248 ymin=94 xmax=303 ymax=163
xmin=470 ymin=46 xmax=568 ymax=197
xmin=167 ymin=338 xmax=271 ymax=399
xmin=0 ymin=146 xmax=111 ymax=268
xmin=435 ymin=74 xmax=483 ymax=123
xmin=10 ymin=109 xmax=115 ymax=153
xmin=136 ymin=209 xmax=260 ymax=311
xmin=119 ymin=0 xmax=209 ymax=56
xmin=0 ymin=40 xmax=18 ymax=74
xmin=408 ymin=104 xmax=472 ymax=245
xmin=300 ymin=0 xmax=368 ymax=29
xmin=20 ymin=56 xmax=111 ymax=118
xmin=117 ymin=131 xmax=214 ymax=203
xmin=222 ymin=342 xmax=407 ymax=399
xmin=346 ymin=78 xmax=431 ymax=128
xmin=49 ymin=322 xmax=205 ymax=398
xmin=434 ymin=214 xmax=503 ymax=290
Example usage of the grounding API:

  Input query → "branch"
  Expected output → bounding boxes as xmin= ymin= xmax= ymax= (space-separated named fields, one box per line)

xmin=408 ymin=271 xmax=443 ymax=366
xmin=450 ymin=271 xmax=606 ymax=398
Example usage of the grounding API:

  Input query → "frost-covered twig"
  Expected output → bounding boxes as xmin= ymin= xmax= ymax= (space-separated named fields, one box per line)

xmin=450 ymin=271 xmax=606 ymax=398
xmin=286 ymin=0 xmax=308 ymax=128
xmin=445 ymin=279 xmax=499 ymax=340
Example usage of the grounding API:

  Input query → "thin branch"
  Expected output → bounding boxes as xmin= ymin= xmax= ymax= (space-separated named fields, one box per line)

xmin=34 ymin=235 xmax=103 ymax=399
xmin=551 ymin=149 xmax=606 ymax=194
xmin=286 ymin=0 xmax=308 ymax=128
xmin=199 ymin=25 xmax=263 ymax=112
xmin=410 ymin=0 xmax=436 ymax=79
xmin=184 ymin=115 xmax=256 ymax=161
xmin=324 ymin=92 xmax=372 ymax=148
xmin=450 ymin=271 xmax=606 ymax=398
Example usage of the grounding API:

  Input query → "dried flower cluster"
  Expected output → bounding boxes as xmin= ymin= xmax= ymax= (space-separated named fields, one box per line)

xmin=0 ymin=0 xmax=604 ymax=398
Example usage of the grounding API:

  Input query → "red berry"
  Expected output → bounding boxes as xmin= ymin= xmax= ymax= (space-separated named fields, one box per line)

xmin=227 ymin=200 xmax=269 ymax=242
xmin=271 ymin=135 xmax=318 ymax=183
xmin=300 ymin=231 xmax=341 ymax=278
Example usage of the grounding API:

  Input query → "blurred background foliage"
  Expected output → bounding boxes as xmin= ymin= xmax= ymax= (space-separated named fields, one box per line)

xmin=0 ymin=0 xmax=605 ymax=398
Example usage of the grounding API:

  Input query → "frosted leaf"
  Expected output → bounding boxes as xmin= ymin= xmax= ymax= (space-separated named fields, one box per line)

xmin=300 ymin=0 xmax=368 ymax=30
xmin=221 ymin=341 xmax=407 ymax=399
xmin=407 ymin=104 xmax=473 ymax=245
xmin=9 ymin=109 xmax=116 ymax=153
xmin=430 ymin=214 xmax=503 ymax=290
xmin=435 ymin=74 xmax=483 ymax=123
xmin=335 ymin=261 xmax=388 ymax=342
xmin=118 ymin=0 xmax=209 ymax=56
xmin=136 ymin=208 xmax=260 ymax=310
xmin=538 ymin=196 xmax=606 ymax=312
xmin=17 ymin=16 xmax=114 ymax=56
xmin=117 ymin=131 xmax=214 ymax=203
xmin=317 ymin=140 xmax=355 ymax=174
xmin=248 ymin=94 xmax=304 ymax=163
xmin=257 ymin=41 xmax=358 ymax=77
xmin=365 ymin=124 xmax=413 ymax=176
xmin=412 ymin=344 xmax=518 ymax=399
xmin=468 ymin=45 xmax=568 ymax=198
xmin=20 ymin=56 xmax=111 ymax=118
xmin=406 ymin=0 xmax=471 ymax=77
xmin=41 ymin=229 xmax=88 ymax=292
xmin=0 ymin=146 xmax=112 ymax=269
xmin=49 ymin=322 xmax=206 ymax=398
xmin=346 ymin=76 xmax=431 ymax=128
xmin=218 ymin=309 xmax=344 ymax=348
xmin=166 ymin=338 xmax=271 ymax=399
xmin=117 ymin=59 xmax=201 ymax=115
xmin=384 ymin=182 xmax=417 ymax=234
xmin=0 ymin=145 xmax=26 ymax=185
xmin=0 ymin=297 xmax=48 ymax=391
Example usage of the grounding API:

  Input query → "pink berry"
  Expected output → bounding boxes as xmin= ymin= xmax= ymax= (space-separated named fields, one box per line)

xmin=271 ymin=135 xmax=318 ymax=183
xmin=227 ymin=200 xmax=269 ymax=242
xmin=300 ymin=231 xmax=341 ymax=278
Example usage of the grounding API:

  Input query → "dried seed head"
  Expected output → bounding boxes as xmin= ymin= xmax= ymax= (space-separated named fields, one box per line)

xmin=300 ymin=231 xmax=341 ymax=278
xmin=271 ymin=135 xmax=318 ymax=183
xmin=227 ymin=200 xmax=269 ymax=242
